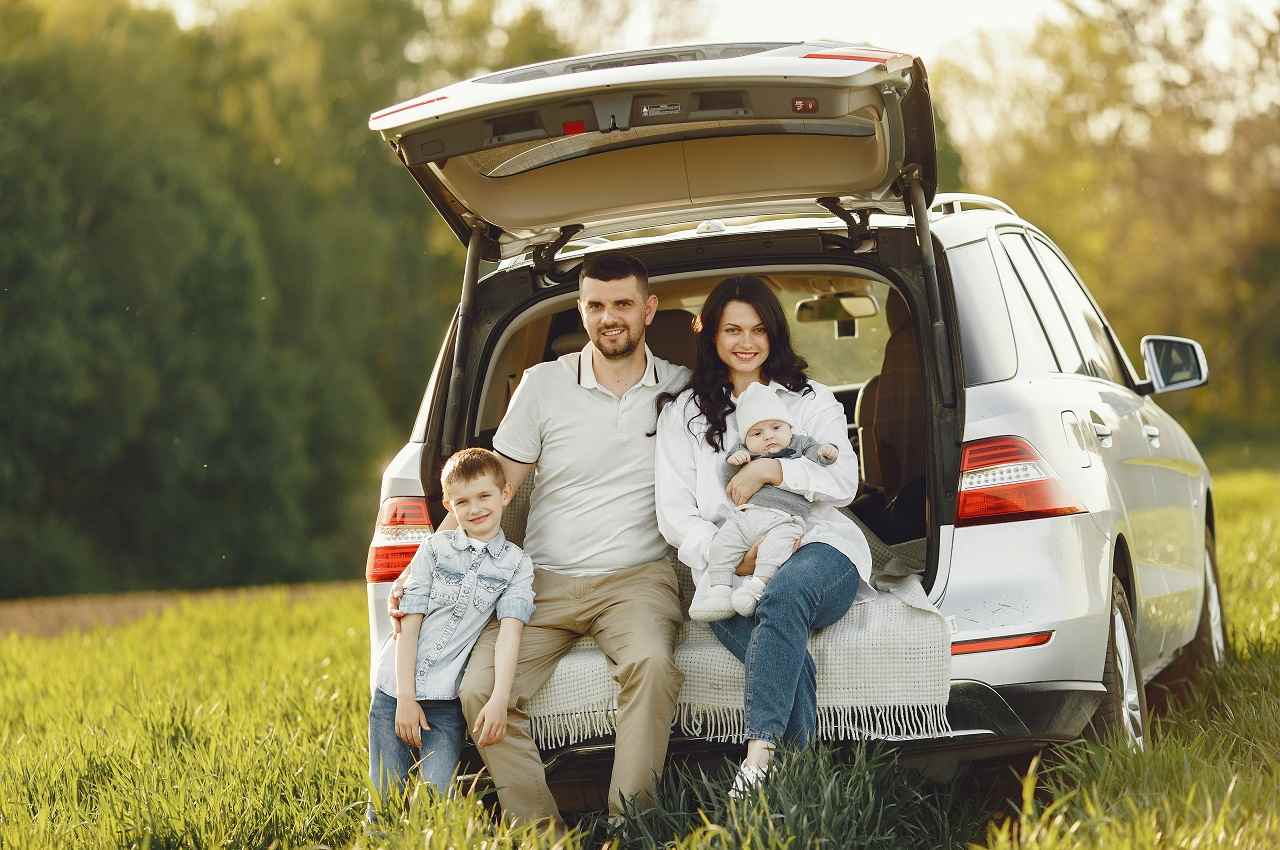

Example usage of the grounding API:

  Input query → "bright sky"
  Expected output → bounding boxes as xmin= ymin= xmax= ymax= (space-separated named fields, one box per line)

xmin=681 ymin=0 xmax=1064 ymax=65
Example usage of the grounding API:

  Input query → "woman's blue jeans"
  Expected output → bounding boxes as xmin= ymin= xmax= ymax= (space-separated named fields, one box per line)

xmin=710 ymin=542 xmax=861 ymax=747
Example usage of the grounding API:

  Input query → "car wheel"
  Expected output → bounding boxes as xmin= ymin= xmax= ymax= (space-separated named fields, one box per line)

xmin=1164 ymin=526 xmax=1230 ymax=681
xmin=1086 ymin=576 xmax=1149 ymax=751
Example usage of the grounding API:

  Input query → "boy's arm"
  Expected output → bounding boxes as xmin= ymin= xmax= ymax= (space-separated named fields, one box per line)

xmin=388 ymin=537 xmax=439 ymax=635
xmin=394 ymin=614 xmax=430 ymax=747
xmin=472 ymin=617 xmax=523 ymax=747
xmin=473 ymin=555 xmax=535 ymax=746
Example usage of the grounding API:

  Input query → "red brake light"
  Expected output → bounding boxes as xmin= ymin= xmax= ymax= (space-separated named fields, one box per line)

xmin=366 ymin=496 xmax=432 ymax=582
xmin=956 ymin=436 xmax=1084 ymax=527
xmin=801 ymin=51 xmax=902 ymax=63
xmin=562 ymin=120 xmax=586 ymax=135
xmin=377 ymin=497 xmax=429 ymax=526
xmin=952 ymin=631 xmax=1053 ymax=655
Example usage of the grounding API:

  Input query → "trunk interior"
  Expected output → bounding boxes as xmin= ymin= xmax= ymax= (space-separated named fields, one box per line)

xmin=420 ymin=240 xmax=957 ymax=597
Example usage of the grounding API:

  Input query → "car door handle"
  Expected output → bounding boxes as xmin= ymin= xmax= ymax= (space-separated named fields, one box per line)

xmin=1142 ymin=424 xmax=1160 ymax=440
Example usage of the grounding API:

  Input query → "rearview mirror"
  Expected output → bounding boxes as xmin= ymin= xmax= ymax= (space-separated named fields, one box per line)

xmin=1140 ymin=335 xmax=1208 ymax=395
xmin=795 ymin=293 xmax=880 ymax=323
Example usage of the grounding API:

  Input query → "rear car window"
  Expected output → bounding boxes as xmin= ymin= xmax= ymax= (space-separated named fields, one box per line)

xmin=990 ymin=238 xmax=1059 ymax=374
xmin=945 ymin=240 xmax=1018 ymax=386
xmin=999 ymin=232 xmax=1087 ymax=375
xmin=1031 ymin=237 xmax=1129 ymax=386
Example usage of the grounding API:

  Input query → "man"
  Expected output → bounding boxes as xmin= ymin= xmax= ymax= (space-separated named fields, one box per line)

xmin=390 ymin=252 xmax=690 ymax=826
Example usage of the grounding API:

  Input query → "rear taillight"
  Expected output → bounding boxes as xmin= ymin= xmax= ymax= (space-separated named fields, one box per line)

xmin=955 ymin=436 xmax=1084 ymax=527
xmin=951 ymin=630 xmax=1053 ymax=655
xmin=365 ymin=496 xmax=432 ymax=582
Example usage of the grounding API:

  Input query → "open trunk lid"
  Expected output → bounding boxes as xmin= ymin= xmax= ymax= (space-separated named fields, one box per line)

xmin=370 ymin=41 xmax=939 ymax=260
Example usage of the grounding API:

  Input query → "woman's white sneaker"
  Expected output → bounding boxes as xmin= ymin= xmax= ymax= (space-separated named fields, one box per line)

xmin=728 ymin=760 xmax=769 ymax=800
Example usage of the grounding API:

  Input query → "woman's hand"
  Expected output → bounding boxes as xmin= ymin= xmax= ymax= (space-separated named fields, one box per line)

xmin=726 ymin=459 xmax=782 ymax=506
xmin=735 ymin=541 xmax=761 ymax=576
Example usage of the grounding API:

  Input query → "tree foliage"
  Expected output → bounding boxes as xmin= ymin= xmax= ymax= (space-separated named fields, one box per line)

xmin=937 ymin=0 xmax=1280 ymax=437
xmin=0 ymin=0 xmax=589 ymax=596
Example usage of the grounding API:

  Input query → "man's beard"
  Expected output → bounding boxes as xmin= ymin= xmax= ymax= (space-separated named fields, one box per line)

xmin=593 ymin=323 xmax=642 ymax=359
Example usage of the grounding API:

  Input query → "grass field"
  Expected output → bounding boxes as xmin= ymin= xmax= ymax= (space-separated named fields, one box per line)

xmin=2 ymin=468 xmax=1277 ymax=849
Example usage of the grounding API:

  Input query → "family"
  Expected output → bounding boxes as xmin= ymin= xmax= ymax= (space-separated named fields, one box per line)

xmin=369 ymin=252 xmax=875 ymax=828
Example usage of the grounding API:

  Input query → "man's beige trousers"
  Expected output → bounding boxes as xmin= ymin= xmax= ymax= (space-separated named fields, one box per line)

xmin=459 ymin=558 xmax=684 ymax=824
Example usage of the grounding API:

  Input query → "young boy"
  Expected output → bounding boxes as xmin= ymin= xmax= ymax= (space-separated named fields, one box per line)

xmin=367 ymin=447 xmax=535 ymax=816
xmin=688 ymin=382 xmax=839 ymax=622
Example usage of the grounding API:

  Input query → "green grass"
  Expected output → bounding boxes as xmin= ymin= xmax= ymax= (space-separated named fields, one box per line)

xmin=1 ymin=469 xmax=1277 ymax=849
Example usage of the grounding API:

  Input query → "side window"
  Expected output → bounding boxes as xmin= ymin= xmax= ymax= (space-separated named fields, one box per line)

xmin=990 ymin=236 xmax=1058 ymax=374
xmin=944 ymin=239 xmax=1018 ymax=386
xmin=999 ymin=232 xmax=1087 ymax=375
xmin=1031 ymin=237 xmax=1129 ymax=386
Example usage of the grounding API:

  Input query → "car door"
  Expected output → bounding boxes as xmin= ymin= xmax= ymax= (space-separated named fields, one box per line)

xmin=998 ymin=229 xmax=1168 ymax=669
xmin=1028 ymin=234 xmax=1192 ymax=663
xmin=368 ymin=41 xmax=939 ymax=260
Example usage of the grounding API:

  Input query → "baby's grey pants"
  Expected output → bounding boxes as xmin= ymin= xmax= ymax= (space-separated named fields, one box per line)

xmin=705 ymin=506 xmax=806 ymax=589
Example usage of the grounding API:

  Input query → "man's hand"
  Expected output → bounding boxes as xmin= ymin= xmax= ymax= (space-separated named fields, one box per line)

xmin=395 ymin=698 xmax=430 ymax=748
xmin=387 ymin=580 xmax=407 ymax=637
xmin=726 ymin=458 xmax=782 ymax=506
xmin=471 ymin=694 xmax=509 ymax=747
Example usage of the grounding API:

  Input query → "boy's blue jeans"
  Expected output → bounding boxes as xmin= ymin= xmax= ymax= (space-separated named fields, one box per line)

xmin=710 ymin=542 xmax=861 ymax=747
xmin=367 ymin=689 xmax=466 ymax=817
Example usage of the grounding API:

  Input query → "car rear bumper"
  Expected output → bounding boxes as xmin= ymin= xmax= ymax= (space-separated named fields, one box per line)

xmin=456 ymin=677 xmax=1105 ymax=790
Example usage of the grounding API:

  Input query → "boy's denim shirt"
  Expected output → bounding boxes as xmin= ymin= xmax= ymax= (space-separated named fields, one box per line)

xmin=374 ymin=528 xmax=535 ymax=701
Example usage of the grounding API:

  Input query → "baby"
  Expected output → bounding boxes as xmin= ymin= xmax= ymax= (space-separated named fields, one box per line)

xmin=689 ymin=382 xmax=838 ymax=621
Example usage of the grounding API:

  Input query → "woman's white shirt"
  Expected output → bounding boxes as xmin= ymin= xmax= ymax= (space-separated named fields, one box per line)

xmin=655 ymin=380 xmax=875 ymax=599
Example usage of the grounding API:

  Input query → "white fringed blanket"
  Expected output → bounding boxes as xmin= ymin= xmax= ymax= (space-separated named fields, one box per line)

xmin=525 ymin=532 xmax=952 ymax=749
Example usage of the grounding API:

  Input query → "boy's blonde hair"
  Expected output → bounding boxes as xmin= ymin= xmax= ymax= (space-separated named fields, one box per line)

xmin=441 ymin=448 xmax=507 ymax=494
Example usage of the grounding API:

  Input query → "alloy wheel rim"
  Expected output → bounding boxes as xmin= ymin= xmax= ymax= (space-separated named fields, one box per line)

xmin=1113 ymin=609 xmax=1145 ymax=751
xmin=1205 ymin=547 xmax=1226 ymax=664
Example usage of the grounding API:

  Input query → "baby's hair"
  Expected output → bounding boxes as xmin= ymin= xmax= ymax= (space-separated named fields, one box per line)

xmin=441 ymin=447 xmax=507 ymax=493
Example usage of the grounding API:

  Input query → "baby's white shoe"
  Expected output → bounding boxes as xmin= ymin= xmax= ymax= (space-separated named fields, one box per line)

xmin=732 ymin=576 xmax=768 ymax=617
xmin=689 ymin=583 xmax=735 ymax=622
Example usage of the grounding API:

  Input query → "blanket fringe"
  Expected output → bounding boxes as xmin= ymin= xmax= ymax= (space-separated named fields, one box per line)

xmin=530 ymin=701 xmax=952 ymax=749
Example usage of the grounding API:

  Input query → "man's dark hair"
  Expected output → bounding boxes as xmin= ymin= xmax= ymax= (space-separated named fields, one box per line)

xmin=579 ymin=252 xmax=649 ymax=295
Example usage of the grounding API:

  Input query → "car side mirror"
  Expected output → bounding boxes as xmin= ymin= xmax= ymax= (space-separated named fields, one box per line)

xmin=1138 ymin=335 xmax=1208 ymax=396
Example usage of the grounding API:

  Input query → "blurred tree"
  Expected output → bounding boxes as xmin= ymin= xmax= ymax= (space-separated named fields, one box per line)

xmin=0 ymin=0 xmax=310 ymax=595
xmin=936 ymin=0 xmax=1280 ymax=438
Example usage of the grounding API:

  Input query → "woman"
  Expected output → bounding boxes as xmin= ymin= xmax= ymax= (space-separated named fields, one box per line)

xmin=655 ymin=275 xmax=874 ymax=795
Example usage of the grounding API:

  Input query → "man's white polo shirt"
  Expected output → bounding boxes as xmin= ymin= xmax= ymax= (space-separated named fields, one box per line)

xmin=492 ymin=342 xmax=690 ymax=576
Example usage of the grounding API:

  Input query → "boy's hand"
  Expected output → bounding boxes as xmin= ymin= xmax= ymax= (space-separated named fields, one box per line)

xmin=471 ymin=695 xmax=508 ymax=747
xmin=727 ymin=449 xmax=751 ymax=467
xmin=395 ymin=698 xmax=430 ymax=748
xmin=816 ymin=444 xmax=839 ymax=464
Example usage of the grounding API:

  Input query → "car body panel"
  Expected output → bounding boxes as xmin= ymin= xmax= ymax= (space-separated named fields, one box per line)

xmin=368 ymin=41 xmax=938 ymax=258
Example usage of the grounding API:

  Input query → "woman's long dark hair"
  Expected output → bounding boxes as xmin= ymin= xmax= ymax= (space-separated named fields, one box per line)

xmin=659 ymin=276 xmax=812 ymax=452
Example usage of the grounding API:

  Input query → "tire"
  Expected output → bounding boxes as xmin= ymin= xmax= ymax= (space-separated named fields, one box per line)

xmin=1086 ymin=576 xmax=1149 ymax=751
xmin=1164 ymin=525 xmax=1230 ymax=681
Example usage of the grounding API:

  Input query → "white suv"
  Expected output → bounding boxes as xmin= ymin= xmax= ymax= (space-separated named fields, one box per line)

xmin=363 ymin=41 xmax=1226 ymax=787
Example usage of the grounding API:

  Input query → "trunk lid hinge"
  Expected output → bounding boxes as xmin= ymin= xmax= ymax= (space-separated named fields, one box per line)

xmin=816 ymin=197 xmax=877 ymax=248
xmin=531 ymin=225 xmax=585 ymax=279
